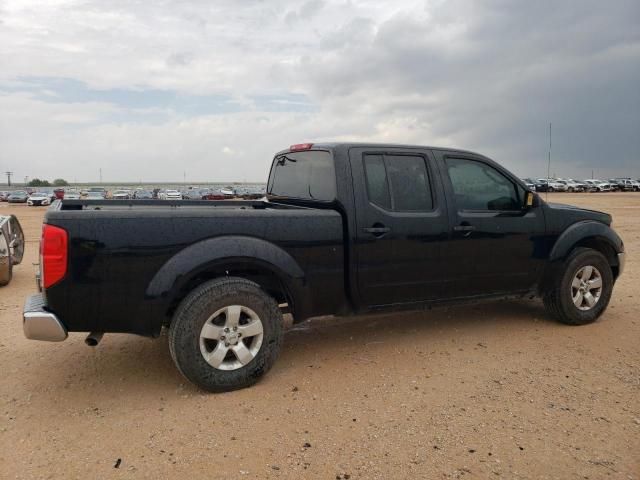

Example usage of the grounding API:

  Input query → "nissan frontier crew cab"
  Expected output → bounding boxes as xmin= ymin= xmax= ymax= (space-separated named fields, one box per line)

xmin=23 ymin=142 xmax=626 ymax=392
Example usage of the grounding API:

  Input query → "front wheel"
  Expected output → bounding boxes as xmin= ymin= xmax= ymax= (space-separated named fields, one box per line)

xmin=169 ymin=277 xmax=284 ymax=392
xmin=543 ymin=248 xmax=613 ymax=325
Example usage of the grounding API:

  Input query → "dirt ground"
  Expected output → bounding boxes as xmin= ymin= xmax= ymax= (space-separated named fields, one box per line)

xmin=1 ymin=193 xmax=638 ymax=479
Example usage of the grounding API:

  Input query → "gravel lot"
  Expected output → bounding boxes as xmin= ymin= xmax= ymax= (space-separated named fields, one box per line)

xmin=1 ymin=193 xmax=638 ymax=479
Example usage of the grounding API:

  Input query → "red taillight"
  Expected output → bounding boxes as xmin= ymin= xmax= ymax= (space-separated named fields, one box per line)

xmin=41 ymin=224 xmax=68 ymax=288
xmin=289 ymin=143 xmax=313 ymax=151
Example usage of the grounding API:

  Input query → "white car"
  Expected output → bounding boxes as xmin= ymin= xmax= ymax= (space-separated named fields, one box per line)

xmin=64 ymin=190 xmax=81 ymax=200
xmin=159 ymin=189 xmax=182 ymax=200
xmin=27 ymin=192 xmax=51 ymax=207
xmin=536 ymin=178 xmax=568 ymax=192
xmin=555 ymin=179 xmax=585 ymax=192
xmin=111 ymin=189 xmax=131 ymax=200
xmin=584 ymin=179 xmax=612 ymax=192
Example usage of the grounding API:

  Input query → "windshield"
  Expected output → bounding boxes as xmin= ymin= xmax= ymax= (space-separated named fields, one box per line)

xmin=267 ymin=150 xmax=336 ymax=201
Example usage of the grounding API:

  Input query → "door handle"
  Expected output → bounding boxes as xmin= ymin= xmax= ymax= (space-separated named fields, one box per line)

xmin=364 ymin=226 xmax=391 ymax=235
xmin=453 ymin=223 xmax=476 ymax=238
xmin=453 ymin=225 xmax=476 ymax=232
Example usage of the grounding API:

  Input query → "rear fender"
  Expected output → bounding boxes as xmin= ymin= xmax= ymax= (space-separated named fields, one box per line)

xmin=146 ymin=235 xmax=307 ymax=313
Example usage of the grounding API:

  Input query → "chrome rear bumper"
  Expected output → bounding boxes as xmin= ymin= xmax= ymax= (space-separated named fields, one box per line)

xmin=23 ymin=293 xmax=67 ymax=342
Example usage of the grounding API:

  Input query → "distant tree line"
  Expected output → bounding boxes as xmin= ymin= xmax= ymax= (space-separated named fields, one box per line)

xmin=28 ymin=178 xmax=69 ymax=187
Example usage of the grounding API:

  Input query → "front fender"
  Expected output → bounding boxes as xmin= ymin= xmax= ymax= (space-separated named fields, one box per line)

xmin=549 ymin=221 xmax=623 ymax=262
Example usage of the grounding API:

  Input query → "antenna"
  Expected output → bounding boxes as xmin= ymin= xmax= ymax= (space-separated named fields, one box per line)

xmin=546 ymin=122 xmax=551 ymax=201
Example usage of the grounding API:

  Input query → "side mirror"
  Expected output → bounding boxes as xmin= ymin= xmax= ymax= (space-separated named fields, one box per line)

xmin=524 ymin=191 xmax=535 ymax=209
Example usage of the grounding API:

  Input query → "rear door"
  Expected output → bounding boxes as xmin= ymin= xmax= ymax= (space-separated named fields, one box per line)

xmin=349 ymin=147 xmax=450 ymax=307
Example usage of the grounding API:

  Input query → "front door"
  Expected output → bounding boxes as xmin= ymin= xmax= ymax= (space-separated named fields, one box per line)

xmin=435 ymin=152 xmax=546 ymax=297
xmin=349 ymin=147 xmax=450 ymax=308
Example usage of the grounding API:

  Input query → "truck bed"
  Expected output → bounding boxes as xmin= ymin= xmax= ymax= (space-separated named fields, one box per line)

xmin=44 ymin=199 xmax=346 ymax=336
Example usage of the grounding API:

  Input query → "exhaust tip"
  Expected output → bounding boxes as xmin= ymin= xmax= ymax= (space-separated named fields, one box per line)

xmin=85 ymin=332 xmax=104 ymax=347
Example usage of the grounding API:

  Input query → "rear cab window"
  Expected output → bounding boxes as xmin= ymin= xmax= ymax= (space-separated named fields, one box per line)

xmin=267 ymin=150 xmax=336 ymax=201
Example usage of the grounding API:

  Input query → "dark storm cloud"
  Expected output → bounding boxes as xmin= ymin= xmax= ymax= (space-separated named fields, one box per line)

xmin=298 ymin=0 xmax=640 ymax=177
xmin=0 ymin=0 xmax=638 ymax=181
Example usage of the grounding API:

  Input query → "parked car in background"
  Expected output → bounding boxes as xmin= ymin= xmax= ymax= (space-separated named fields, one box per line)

xmin=220 ymin=186 xmax=235 ymax=198
xmin=180 ymin=190 xmax=193 ymax=200
xmin=111 ymin=189 xmax=131 ymax=200
xmin=0 ymin=191 xmax=10 ymax=202
xmin=7 ymin=191 xmax=29 ymax=203
xmin=567 ymin=179 xmax=589 ymax=192
xmin=87 ymin=187 xmax=107 ymax=198
xmin=158 ymin=189 xmax=182 ymax=200
xmin=236 ymin=186 xmax=267 ymax=199
xmin=202 ymin=189 xmax=226 ymax=200
xmin=521 ymin=178 xmax=536 ymax=190
xmin=134 ymin=189 xmax=153 ymax=199
xmin=534 ymin=179 xmax=567 ymax=192
xmin=86 ymin=191 xmax=106 ymax=199
xmin=584 ymin=180 xmax=613 ymax=192
xmin=0 ymin=214 xmax=24 ymax=286
xmin=63 ymin=190 xmax=81 ymax=200
xmin=595 ymin=180 xmax=613 ymax=192
xmin=27 ymin=192 xmax=51 ymax=206
xmin=609 ymin=178 xmax=640 ymax=191
xmin=555 ymin=179 xmax=585 ymax=192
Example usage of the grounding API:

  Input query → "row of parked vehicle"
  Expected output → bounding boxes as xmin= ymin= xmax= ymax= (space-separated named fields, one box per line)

xmin=0 ymin=190 xmax=58 ymax=206
xmin=85 ymin=186 xmax=267 ymax=200
xmin=521 ymin=178 xmax=640 ymax=193
xmin=0 ymin=185 xmax=267 ymax=204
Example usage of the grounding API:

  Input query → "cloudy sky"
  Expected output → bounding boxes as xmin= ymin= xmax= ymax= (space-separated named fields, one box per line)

xmin=1 ymin=0 xmax=638 ymax=183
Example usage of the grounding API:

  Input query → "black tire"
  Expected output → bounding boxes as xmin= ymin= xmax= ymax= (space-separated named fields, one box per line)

xmin=543 ymin=248 xmax=613 ymax=325
xmin=169 ymin=277 xmax=284 ymax=392
xmin=548 ymin=186 xmax=554 ymax=192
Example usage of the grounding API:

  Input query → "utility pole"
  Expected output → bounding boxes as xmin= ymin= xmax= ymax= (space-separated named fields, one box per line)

xmin=99 ymin=168 xmax=102 ymax=184
xmin=183 ymin=170 xmax=186 ymax=184
xmin=5 ymin=171 xmax=12 ymax=187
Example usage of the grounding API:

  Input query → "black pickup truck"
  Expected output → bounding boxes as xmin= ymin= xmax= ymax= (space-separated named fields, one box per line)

xmin=24 ymin=142 xmax=626 ymax=392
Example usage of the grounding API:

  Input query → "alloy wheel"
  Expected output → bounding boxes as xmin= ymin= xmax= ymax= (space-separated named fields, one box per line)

xmin=199 ymin=305 xmax=264 ymax=371
xmin=571 ymin=265 xmax=603 ymax=311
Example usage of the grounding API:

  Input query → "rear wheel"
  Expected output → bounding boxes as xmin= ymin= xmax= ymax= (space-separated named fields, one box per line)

xmin=169 ymin=277 xmax=284 ymax=392
xmin=543 ymin=248 xmax=613 ymax=325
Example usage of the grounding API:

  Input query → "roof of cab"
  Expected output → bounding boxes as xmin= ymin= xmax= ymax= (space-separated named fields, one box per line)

xmin=274 ymin=142 xmax=481 ymax=157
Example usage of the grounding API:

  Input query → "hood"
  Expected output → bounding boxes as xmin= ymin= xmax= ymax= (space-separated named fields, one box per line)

xmin=546 ymin=202 xmax=612 ymax=227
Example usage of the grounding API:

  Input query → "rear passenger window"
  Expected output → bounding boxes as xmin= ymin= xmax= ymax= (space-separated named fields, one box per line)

xmin=363 ymin=154 xmax=433 ymax=211
xmin=363 ymin=155 xmax=391 ymax=209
